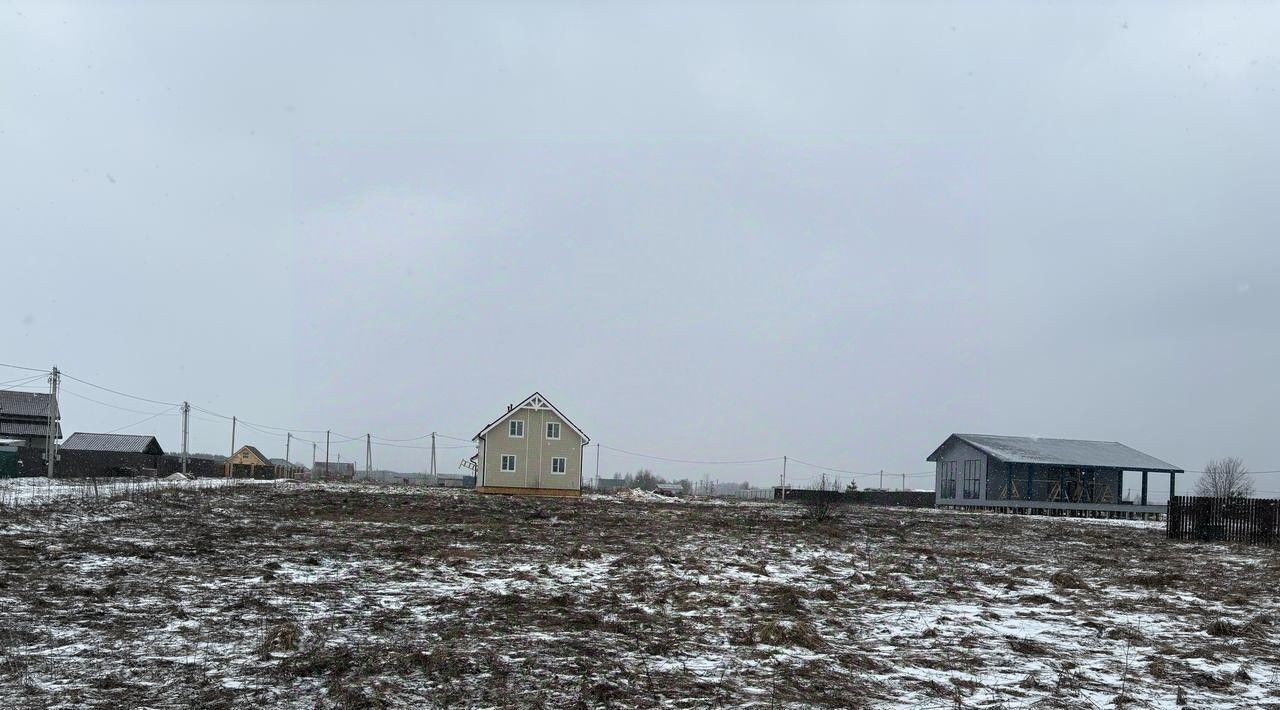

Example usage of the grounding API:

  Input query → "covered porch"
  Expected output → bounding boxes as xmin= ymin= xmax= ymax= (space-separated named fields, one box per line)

xmin=976 ymin=462 xmax=1177 ymax=518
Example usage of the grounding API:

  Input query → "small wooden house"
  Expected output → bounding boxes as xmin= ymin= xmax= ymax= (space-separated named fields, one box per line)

xmin=473 ymin=392 xmax=589 ymax=497
xmin=224 ymin=445 xmax=276 ymax=479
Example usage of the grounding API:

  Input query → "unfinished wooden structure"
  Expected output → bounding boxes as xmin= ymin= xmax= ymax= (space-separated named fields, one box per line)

xmin=928 ymin=433 xmax=1182 ymax=518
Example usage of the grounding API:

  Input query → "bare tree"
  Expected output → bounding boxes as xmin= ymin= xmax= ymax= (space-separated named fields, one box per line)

xmin=1194 ymin=457 xmax=1254 ymax=499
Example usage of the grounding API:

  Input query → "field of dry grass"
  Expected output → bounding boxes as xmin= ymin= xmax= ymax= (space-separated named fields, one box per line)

xmin=0 ymin=481 xmax=1277 ymax=708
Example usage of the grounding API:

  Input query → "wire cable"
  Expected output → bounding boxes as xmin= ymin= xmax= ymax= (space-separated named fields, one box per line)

xmin=60 ymin=372 xmax=179 ymax=407
xmin=59 ymin=386 xmax=174 ymax=416
xmin=104 ymin=406 xmax=180 ymax=434
xmin=0 ymin=362 xmax=49 ymax=374
xmin=599 ymin=444 xmax=782 ymax=466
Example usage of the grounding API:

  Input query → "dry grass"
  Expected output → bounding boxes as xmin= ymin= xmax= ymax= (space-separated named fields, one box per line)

xmin=0 ymin=482 xmax=1276 ymax=708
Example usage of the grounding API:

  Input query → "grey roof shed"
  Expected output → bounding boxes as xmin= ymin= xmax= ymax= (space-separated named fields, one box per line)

xmin=62 ymin=432 xmax=165 ymax=455
xmin=928 ymin=434 xmax=1182 ymax=472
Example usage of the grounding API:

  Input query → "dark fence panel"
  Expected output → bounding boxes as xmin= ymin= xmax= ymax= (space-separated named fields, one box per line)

xmin=1168 ymin=495 xmax=1280 ymax=546
xmin=775 ymin=488 xmax=936 ymax=508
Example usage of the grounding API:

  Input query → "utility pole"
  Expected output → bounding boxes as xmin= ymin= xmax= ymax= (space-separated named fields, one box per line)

xmin=312 ymin=441 xmax=317 ymax=478
xmin=366 ymin=434 xmax=372 ymax=478
xmin=430 ymin=432 xmax=437 ymax=479
xmin=181 ymin=401 xmax=190 ymax=476
xmin=595 ymin=443 xmax=601 ymax=488
xmin=46 ymin=366 xmax=59 ymax=478
xmin=228 ymin=416 xmax=236 ymax=478
xmin=780 ymin=455 xmax=787 ymax=501
xmin=902 ymin=471 xmax=906 ymax=491
xmin=879 ymin=469 xmax=883 ymax=490
xmin=285 ymin=433 xmax=292 ymax=478
xmin=324 ymin=430 xmax=330 ymax=480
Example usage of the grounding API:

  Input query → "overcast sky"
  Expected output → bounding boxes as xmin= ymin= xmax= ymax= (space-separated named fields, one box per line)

xmin=4 ymin=2 xmax=1277 ymax=497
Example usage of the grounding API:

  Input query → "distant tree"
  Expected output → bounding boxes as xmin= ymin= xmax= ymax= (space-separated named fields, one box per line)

xmin=1194 ymin=457 xmax=1254 ymax=499
xmin=846 ymin=479 xmax=859 ymax=493
xmin=740 ymin=481 xmax=751 ymax=490
xmin=632 ymin=468 xmax=663 ymax=491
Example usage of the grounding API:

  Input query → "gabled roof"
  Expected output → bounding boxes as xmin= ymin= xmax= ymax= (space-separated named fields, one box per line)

xmin=473 ymin=392 xmax=589 ymax=444
xmin=928 ymin=433 xmax=1182 ymax=473
xmin=62 ymin=432 xmax=164 ymax=455
xmin=231 ymin=445 xmax=272 ymax=465
xmin=0 ymin=391 xmax=58 ymax=420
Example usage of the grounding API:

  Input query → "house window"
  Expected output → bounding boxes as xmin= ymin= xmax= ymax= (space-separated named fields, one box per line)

xmin=962 ymin=460 xmax=981 ymax=499
xmin=551 ymin=457 xmax=566 ymax=474
xmin=501 ymin=455 xmax=517 ymax=472
xmin=941 ymin=461 xmax=959 ymax=498
xmin=546 ymin=422 xmax=561 ymax=440
xmin=508 ymin=420 xmax=525 ymax=438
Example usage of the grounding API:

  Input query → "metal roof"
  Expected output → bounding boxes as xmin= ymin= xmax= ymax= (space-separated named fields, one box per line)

xmin=929 ymin=434 xmax=1182 ymax=472
xmin=62 ymin=432 xmax=165 ymax=455
xmin=0 ymin=391 xmax=58 ymax=419
xmin=0 ymin=421 xmax=62 ymax=438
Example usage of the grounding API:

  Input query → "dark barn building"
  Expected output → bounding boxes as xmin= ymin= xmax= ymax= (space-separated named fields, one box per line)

xmin=59 ymin=432 xmax=166 ymax=477
xmin=928 ymin=433 xmax=1182 ymax=517
xmin=0 ymin=391 xmax=61 ymax=451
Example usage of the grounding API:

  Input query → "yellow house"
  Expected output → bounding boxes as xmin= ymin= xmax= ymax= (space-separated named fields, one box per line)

xmin=224 ymin=445 xmax=276 ymax=479
xmin=473 ymin=392 xmax=589 ymax=497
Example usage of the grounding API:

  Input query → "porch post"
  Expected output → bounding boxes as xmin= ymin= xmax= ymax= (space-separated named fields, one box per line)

xmin=1026 ymin=464 xmax=1034 ymax=501
xmin=1169 ymin=471 xmax=1176 ymax=500
xmin=1058 ymin=468 xmax=1066 ymax=502
xmin=1140 ymin=471 xmax=1148 ymax=506
xmin=1006 ymin=463 xmax=1013 ymax=500
xmin=1116 ymin=470 xmax=1123 ymax=503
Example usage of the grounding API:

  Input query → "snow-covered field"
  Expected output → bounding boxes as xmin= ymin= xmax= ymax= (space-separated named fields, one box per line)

xmin=0 ymin=481 xmax=1275 ymax=708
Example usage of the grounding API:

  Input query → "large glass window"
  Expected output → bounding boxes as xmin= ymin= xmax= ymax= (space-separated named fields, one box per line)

xmin=962 ymin=460 xmax=981 ymax=499
xmin=941 ymin=461 xmax=959 ymax=498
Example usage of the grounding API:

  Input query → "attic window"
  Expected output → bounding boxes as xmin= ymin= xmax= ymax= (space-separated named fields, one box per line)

xmin=509 ymin=420 xmax=525 ymax=438
xmin=546 ymin=422 xmax=561 ymax=440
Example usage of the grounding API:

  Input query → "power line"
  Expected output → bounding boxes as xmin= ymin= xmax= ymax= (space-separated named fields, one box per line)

xmin=59 ymin=386 xmax=174 ymax=416
xmin=599 ymin=444 xmax=782 ymax=466
xmin=60 ymin=372 xmax=179 ymax=407
xmin=0 ymin=362 xmax=49 ymax=374
xmin=0 ymin=373 xmax=48 ymax=392
xmin=104 ymin=406 xmax=180 ymax=434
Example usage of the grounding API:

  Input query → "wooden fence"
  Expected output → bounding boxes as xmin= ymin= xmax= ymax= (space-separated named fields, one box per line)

xmin=1167 ymin=495 xmax=1280 ymax=546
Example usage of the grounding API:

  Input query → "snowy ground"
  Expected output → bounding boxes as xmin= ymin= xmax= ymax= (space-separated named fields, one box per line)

xmin=0 ymin=482 xmax=1276 ymax=709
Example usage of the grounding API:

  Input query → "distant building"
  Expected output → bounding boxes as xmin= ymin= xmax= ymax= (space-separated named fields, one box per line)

xmin=269 ymin=458 xmax=307 ymax=478
xmin=655 ymin=483 xmax=683 ymax=497
xmin=59 ymin=432 xmax=167 ymax=477
xmin=313 ymin=461 xmax=356 ymax=481
xmin=927 ymin=433 xmax=1183 ymax=516
xmin=594 ymin=476 xmax=629 ymax=492
xmin=225 ymin=445 xmax=279 ymax=478
xmin=473 ymin=392 xmax=589 ymax=497
xmin=62 ymin=432 xmax=164 ymax=456
xmin=0 ymin=391 xmax=60 ymax=450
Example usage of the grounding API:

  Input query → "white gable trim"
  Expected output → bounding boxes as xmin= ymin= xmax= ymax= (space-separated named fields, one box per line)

xmin=473 ymin=392 xmax=589 ymax=444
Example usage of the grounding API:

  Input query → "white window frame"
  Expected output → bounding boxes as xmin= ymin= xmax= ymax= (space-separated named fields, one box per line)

xmin=551 ymin=457 xmax=567 ymax=474
xmin=546 ymin=421 xmax=561 ymax=440
xmin=508 ymin=420 xmax=525 ymax=438
xmin=501 ymin=454 xmax=517 ymax=472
